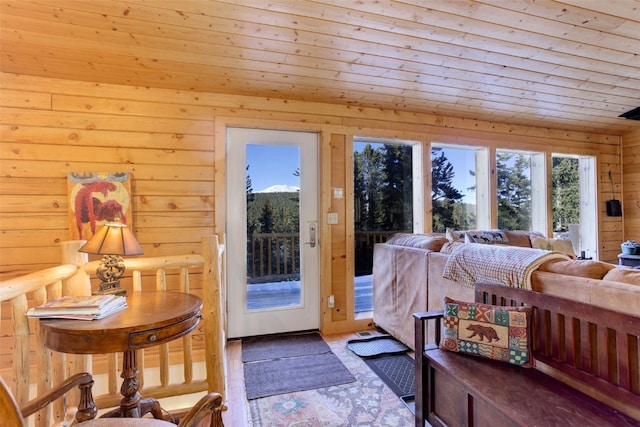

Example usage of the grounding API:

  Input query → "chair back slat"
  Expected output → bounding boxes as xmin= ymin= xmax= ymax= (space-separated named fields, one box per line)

xmin=476 ymin=282 xmax=640 ymax=416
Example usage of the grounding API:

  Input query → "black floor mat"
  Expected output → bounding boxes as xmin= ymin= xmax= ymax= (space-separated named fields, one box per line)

xmin=363 ymin=353 xmax=415 ymax=399
xmin=346 ymin=334 xmax=410 ymax=358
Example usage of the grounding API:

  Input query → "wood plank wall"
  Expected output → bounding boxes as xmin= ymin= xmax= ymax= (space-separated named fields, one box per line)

xmin=622 ymin=129 xmax=640 ymax=240
xmin=0 ymin=72 xmax=631 ymax=339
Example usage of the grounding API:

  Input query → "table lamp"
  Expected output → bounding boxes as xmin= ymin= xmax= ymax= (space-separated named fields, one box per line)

xmin=79 ymin=215 xmax=143 ymax=296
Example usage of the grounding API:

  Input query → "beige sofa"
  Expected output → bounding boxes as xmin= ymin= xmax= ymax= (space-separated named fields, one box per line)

xmin=372 ymin=231 xmax=640 ymax=349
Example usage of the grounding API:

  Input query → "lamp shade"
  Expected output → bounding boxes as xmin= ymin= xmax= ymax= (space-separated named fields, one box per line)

xmin=79 ymin=221 xmax=143 ymax=256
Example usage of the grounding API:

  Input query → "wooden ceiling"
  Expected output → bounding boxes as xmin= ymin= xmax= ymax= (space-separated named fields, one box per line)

xmin=1 ymin=0 xmax=639 ymax=135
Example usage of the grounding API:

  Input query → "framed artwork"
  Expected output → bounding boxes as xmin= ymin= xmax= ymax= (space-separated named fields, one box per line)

xmin=67 ymin=172 xmax=133 ymax=240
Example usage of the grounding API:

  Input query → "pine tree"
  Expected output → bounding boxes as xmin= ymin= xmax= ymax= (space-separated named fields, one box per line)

xmin=552 ymin=157 xmax=580 ymax=231
xmin=381 ymin=144 xmax=413 ymax=230
xmin=497 ymin=153 xmax=531 ymax=230
xmin=431 ymin=150 xmax=464 ymax=232
xmin=246 ymin=165 xmax=257 ymax=234
xmin=354 ymin=144 xmax=384 ymax=230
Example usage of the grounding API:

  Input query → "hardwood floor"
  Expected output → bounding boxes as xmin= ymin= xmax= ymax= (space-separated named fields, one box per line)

xmin=222 ymin=338 xmax=250 ymax=426
xmin=86 ymin=333 xmax=373 ymax=426
xmin=221 ymin=332 xmax=370 ymax=426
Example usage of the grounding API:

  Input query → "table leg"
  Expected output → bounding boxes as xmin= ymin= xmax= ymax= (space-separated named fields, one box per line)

xmin=101 ymin=349 xmax=163 ymax=418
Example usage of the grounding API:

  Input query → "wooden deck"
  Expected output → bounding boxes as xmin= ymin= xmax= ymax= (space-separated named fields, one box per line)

xmin=247 ymin=275 xmax=373 ymax=313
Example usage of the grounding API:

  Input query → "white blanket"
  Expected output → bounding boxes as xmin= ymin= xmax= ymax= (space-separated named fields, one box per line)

xmin=443 ymin=244 xmax=571 ymax=290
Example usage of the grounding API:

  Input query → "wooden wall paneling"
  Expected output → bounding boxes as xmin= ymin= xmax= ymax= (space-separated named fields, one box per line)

xmin=319 ymin=130 xmax=334 ymax=331
xmin=622 ymin=130 xmax=640 ymax=240
xmin=0 ymin=72 xmax=631 ymax=337
xmin=0 ymin=88 xmax=51 ymax=109
xmin=344 ymin=134 xmax=356 ymax=321
xmin=329 ymin=133 xmax=348 ymax=322
xmin=0 ymin=76 xmax=216 ymax=298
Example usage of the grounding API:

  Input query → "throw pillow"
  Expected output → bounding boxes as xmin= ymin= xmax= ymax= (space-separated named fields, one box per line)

xmin=445 ymin=228 xmax=465 ymax=242
xmin=530 ymin=236 xmax=576 ymax=257
xmin=464 ymin=230 xmax=509 ymax=245
xmin=441 ymin=297 xmax=533 ymax=367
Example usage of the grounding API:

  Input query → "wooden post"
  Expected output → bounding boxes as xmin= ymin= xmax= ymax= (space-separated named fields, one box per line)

xmin=59 ymin=240 xmax=92 ymax=405
xmin=202 ymin=235 xmax=227 ymax=399
xmin=60 ymin=240 xmax=90 ymax=296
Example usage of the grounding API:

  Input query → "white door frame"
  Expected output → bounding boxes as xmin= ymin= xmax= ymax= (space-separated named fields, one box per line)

xmin=226 ymin=127 xmax=319 ymax=338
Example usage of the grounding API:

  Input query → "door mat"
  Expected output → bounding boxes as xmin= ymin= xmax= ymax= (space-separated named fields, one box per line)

xmin=401 ymin=395 xmax=416 ymax=415
xmin=364 ymin=353 xmax=415 ymax=410
xmin=244 ymin=352 xmax=356 ymax=399
xmin=346 ymin=334 xmax=410 ymax=358
xmin=242 ymin=332 xmax=356 ymax=400
xmin=364 ymin=353 xmax=415 ymax=397
xmin=242 ymin=332 xmax=330 ymax=362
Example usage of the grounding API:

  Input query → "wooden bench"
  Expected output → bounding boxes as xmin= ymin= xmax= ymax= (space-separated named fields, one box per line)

xmin=414 ymin=282 xmax=640 ymax=427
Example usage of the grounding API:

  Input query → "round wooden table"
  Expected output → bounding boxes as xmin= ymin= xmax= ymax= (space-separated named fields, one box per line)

xmin=40 ymin=291 xmax=202 ymax=419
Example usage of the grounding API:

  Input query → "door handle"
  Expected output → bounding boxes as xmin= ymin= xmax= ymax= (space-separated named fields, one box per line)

xmin=307 ymin=222 xmax=317 ymax=248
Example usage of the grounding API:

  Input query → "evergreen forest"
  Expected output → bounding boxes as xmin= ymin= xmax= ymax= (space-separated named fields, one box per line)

xmin=245 ymin=145 xmax=580 ymax=278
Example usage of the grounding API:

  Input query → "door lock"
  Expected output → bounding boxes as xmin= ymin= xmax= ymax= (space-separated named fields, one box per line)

xmin=306 ymin=222 xmax=317 ymax=248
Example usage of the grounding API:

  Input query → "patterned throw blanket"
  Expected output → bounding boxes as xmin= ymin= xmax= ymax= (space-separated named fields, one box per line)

xmin=443 ymin=244 xmax=571 ymax=290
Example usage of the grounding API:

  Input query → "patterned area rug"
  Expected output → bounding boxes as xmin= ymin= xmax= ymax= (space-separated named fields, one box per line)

xmin=248 ymin=335 xmax=415 ymax=426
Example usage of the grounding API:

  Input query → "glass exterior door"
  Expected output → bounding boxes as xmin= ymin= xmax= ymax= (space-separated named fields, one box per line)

xmin=226 ymin=128 xmax=319 ymax=338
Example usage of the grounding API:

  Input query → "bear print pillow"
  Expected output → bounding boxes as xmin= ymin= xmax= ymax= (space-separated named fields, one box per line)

xmin=441 ymin=297 xmax=533 ymax=367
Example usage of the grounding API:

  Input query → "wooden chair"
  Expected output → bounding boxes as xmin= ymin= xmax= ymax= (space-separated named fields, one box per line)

xmin=76 ymin=393 xmax=226 ymax=427
xmin=1 ymin=372 xmax=97 ymax=427
xmin=2 ymin=372 xmax=226 ymax=427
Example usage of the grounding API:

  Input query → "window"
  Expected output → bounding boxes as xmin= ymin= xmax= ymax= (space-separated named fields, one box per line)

xmin=431 ymin=144 xmax=487 ymax=232
xmin=427 ymin=142 xmax=598 ymax=257
xmin=353 ymin=138 xmax=420 ymax=314
xmin=551 ymin=154 xmax=597 ymax=258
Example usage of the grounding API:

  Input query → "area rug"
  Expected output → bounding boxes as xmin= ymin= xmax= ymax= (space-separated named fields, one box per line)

xmin=247 ymin=336 xmax=415 ymax=426
xmin=243 ymin=332 xmax=356 ymax=400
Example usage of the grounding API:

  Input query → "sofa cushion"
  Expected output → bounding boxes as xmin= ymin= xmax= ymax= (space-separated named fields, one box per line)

xmin=385 ymin=233 xmax=448 ymax=251
xmin=440 ymin=241 xmax=466 ymax=254
xmin=531 ymin=236 xmax=575 ymax=257
xmin=504 ymin=230 xmax=543 ymax=248
xmin=602 ymin=267 xmax=640 ymax=285
xmin=538 ymin=259 xmax=615 ymax=279
xmin=465 ymin=230 xmax=509 ymax=245
xmin=441 ymin=297 xmax=533 ymax=367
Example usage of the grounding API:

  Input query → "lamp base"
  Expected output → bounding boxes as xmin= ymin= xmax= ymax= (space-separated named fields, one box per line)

xmin=93 ymin=255 xmax=127 ymax=297
xmin=93 ymin=281 xmax=127 ymax=297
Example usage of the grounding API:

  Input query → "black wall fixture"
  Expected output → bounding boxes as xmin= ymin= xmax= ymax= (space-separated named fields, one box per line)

xmin=606 ymin=170 xmax=622 ymax=217
xmin=619 ymin=106 xmax=640 ymax=120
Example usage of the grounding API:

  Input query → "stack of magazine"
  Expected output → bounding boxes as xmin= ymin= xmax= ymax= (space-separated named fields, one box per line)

xmin=26 ymin=294 xmax=127 ymax=320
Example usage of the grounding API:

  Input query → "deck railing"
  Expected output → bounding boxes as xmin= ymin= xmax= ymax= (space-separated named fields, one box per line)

xmin=247 ymin=230 xmax=404 ymax=280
